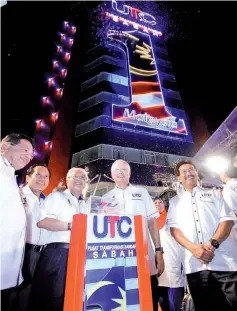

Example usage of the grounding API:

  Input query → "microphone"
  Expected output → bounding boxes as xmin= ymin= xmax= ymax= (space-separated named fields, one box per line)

xmin=93 ymin=174 xmax=102 ymax=196
xmin=88 ymin=174 xmax=99 ymax=184
xmin=103 ymin=174 xmax=114 ymax=182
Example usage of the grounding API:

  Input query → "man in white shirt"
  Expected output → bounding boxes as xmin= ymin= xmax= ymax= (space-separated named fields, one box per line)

xmin=18 ymin=163 xmax=50 ymax=310
xmin=220 ymin=166 xmax=237 ymax=216
xmin=28 ymin=167 xmax=89 ymax=311
xmin=154 ymin=196 xmax=185 ymax=311
xmin=0 ymin=133 xmax=34 ymax=311
xmin=101 ymin=160 xmax=165 ymax=311
xmin=167 ymin=160 xmax=237 ymax=311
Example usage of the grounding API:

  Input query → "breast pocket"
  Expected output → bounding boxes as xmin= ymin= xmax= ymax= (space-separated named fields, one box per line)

xmin=128 ymin=198 xmax=146 ymax=216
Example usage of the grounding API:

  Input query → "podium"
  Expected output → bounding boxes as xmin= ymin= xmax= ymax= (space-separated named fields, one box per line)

xmin=64 ymin=213 xmax=153 ymax=311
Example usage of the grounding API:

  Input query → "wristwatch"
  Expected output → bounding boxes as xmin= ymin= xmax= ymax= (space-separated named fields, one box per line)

xmin=68 ymin=222 xmax=72 ymax=231
xmin=155 ymin=247 xmax=164 ymax=254
xmin=209 ymin=239 xmax=219 ymax=249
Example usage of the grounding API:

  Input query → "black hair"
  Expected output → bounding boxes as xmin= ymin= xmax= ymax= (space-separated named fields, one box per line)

xmin=175 ymin=160 xmax=197 ymax=176
xmin=2 ymin=133 xmax=35 ymax=148
xmin=26 ymin=163 xmax=51 ymax=178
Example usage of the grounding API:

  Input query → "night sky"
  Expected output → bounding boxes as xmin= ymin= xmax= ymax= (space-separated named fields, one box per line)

xmin=2 ymin=1 xmax=237 ymax=147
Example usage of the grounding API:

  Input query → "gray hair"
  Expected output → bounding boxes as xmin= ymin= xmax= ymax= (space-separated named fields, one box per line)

xmin=66 ymin=167 xmax=89 ymax=198
xmin=111 ymin=160 xmax=131 ymax=173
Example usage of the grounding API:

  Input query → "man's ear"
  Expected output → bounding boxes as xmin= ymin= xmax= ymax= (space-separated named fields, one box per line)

xmin=0 ymin=141 xmax=10 ymax=154
xmin=26 ymin=175 xmax=30 ymax=184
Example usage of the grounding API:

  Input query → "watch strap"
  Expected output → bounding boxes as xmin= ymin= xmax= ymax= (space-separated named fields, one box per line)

xmin=209 ymin=238 xmax=219 ymax=249
xmin=155 ymin=247 xmax=164 ymax=253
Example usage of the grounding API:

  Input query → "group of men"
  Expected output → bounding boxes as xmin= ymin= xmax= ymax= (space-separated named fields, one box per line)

xmin=1 ymin=132 xmax=237 ymax=311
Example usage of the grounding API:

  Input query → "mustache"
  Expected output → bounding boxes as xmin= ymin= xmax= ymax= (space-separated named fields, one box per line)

xmin=185 ymin=175 xmax=195 ymax=178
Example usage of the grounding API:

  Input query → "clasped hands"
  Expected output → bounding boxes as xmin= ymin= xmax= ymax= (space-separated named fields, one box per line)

xmin=191 ymin=241 xmax=216 ymax=264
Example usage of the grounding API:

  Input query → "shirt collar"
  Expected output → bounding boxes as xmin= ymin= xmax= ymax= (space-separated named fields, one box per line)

xmin=1 ymin=155 xmax=15 ymax=172
xmin=182 ymin=185 xmax=202 ymax=195
xmin=114 ymin=183 xmax=132 ymax=191
xmin=22 ymin=185 xmax=42 ymax=202
xmin=64 ymin=189 xmax=83 ymax=201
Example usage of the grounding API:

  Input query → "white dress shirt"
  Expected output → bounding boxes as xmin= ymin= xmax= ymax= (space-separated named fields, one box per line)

xmin=158 ymin=225 xmax=185 ymax=288
xmin=21 ymin=185 xmax=46 ymax=245
xmin=101 ymin=184 xmax=160 ymax=276
xmin=0 ymin=156 xmax=26 ymax=289
xmin=223 ymin=178 xmax=237 ymax=214
xmin=167 ymin=186 xmax=237 ymax=275
xmin=38 ymin=189 xmax=88 ymax=244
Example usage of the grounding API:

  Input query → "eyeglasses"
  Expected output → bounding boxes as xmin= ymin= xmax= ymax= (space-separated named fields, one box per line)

xmin=180 ymin=167 xmax=196 ymax=175
xmin=68 ymin=175 xmax=87 ymax=181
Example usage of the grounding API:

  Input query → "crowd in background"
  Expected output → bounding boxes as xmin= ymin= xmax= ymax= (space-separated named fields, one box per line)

xmin=1 ymin=133 xmax=237 ymax=311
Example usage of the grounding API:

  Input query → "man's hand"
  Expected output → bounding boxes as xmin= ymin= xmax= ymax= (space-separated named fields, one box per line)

xmin=191 ymin=244 xmax=214 ymax=264
xmin=203 ymin=241 xmax=216 ymax=253
xmin=155 ymin=252 xmax=165 ymax=277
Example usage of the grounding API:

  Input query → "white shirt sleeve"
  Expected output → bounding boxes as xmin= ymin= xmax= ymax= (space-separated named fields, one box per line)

xmin=38 ymin=192 xmax=61 ymax=221
xmin=216 ymin=190 xmax=237 ymax=223
xmin=166 ymin=198 xmax=179 ymax=229
xmin=223 ymin=187 xmax=237 ymax=213
xmin=144 ymin=189 xmax=159 ymax=220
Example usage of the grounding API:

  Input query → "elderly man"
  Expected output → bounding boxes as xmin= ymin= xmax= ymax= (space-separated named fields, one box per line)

xmin=0 ymin=133 xmax=34 ymax=310
xmin=167 ymin=160 xmax=237 ymax=311
xmin=102 ymin=160 xmax=165 ymax=311
xmin=28 ymin=167 xmax=89 ymax=311
xmin=18 ymin=163 xmax=50 ymax=311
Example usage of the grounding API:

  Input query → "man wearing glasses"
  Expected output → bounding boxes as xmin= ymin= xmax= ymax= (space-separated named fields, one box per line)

xmin=167 ymin=160 xmax=237 ymax=311
xmin=28 ymin=167 xmax=89 ymax=311
xmin=101 ymin=160 xmax=165 ymax=311
xmin=0 ymin=133 xmax=34 ymax=310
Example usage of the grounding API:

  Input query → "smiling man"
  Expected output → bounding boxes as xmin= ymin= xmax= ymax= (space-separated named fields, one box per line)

xmin=0 ymin=133 xmax=34 ymax=311
xmin=18 ymin=164 xmax=50 ymax=311
xmin=167 ymin=160 xmax=237 ymax=311
xmin=101 ymin=160 xmax=165 ymax=311
xmin=28 ymin=167 xmax=89 ymax=311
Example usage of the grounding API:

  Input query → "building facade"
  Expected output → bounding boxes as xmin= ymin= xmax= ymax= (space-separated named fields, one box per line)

xmin=48 ymin=1 xmax=194 ymax=196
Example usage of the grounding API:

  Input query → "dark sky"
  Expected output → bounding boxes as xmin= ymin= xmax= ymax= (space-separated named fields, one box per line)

xmin=2 ymin=1 xmax=237 ymax=141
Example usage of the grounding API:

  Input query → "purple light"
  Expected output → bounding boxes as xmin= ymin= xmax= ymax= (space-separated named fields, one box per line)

xmin=69 ymin=38 xmax=74 ymax=47
xmin=71 ymin=26 xmax=76 ymax=35
xmin=63 ymin=21 xmax=70 ymax=31
xmin=64 ymin=52 xmax=71 ymax=62
xmin=53 ymin=60 xmax=59 ymax=70
xmin=56 ymin=45 xmax=63 ymax=54
xmin=48 ymin=77 xmax=55 ymax=88
xmin=60 ymin=68 xmax=67 ymax=78
xmin=59 ymin=33 xmax=66 ymax=42
xmin=55 ymin=88 xmax=63 ymax=98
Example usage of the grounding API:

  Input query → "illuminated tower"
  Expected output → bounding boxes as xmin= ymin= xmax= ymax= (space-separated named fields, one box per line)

xmin=47 ymin=1 xmax=194 ymax=195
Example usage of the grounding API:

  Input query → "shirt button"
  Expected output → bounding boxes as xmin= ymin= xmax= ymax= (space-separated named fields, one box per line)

xmin=196 ymin=220 xmax=198 ymax=222
xmin=198 ymin=231 xmax=200 ymax=233
xmin=194 ymin=210 xmax=197 ymax=212
xmin=200 ymin=242 xmax=203 ymax=244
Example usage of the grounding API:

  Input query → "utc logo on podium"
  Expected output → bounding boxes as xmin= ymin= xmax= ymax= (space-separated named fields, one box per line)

xmin=84 ymin=214 xmax=139 ymax=311
xmin=64 ymin=212 xmax=152 ymax=311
